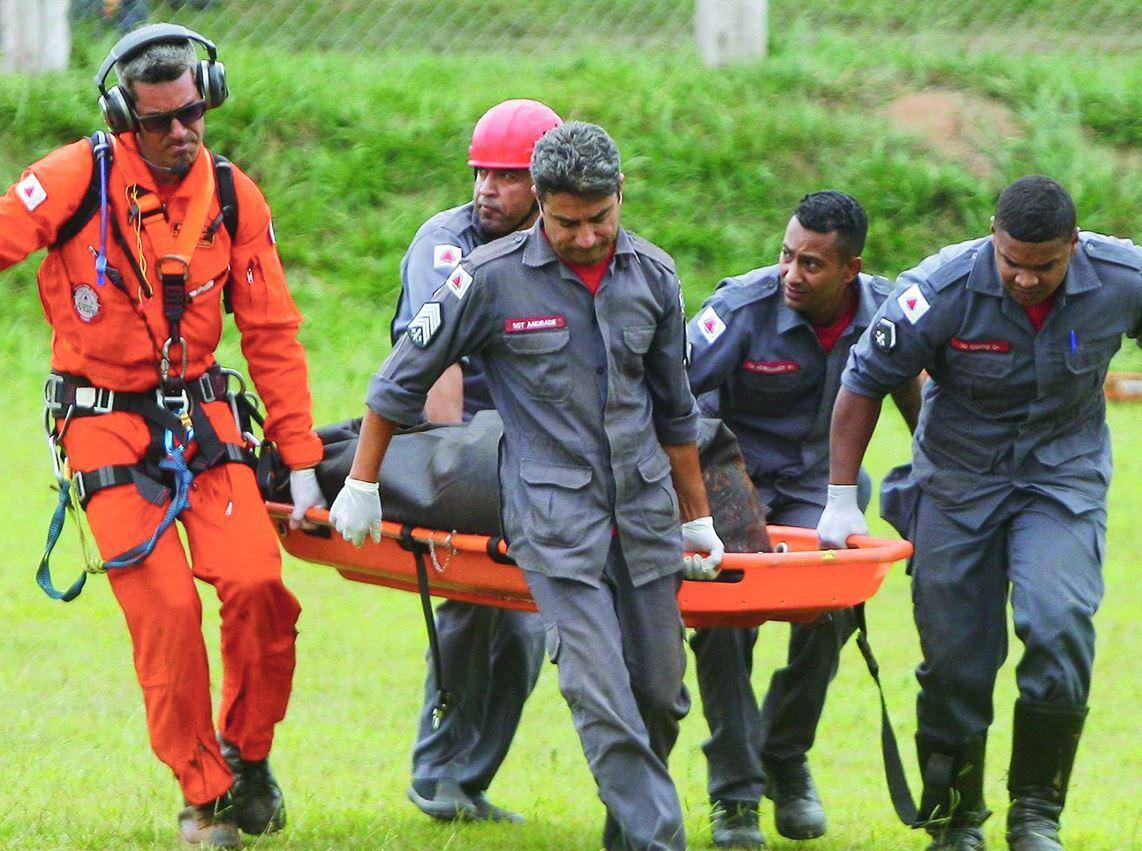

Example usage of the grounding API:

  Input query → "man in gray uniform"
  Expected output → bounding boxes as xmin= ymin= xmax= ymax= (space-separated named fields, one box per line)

xmin=391 ymin=98 xmax=562 ymax=823
xmin=819 ymin=176 xmax=1142 ymax=851
xmin=331 ymin=121 xmax=725 ymax=851
xmin=687 ymin=191 xmax=922 ymax=848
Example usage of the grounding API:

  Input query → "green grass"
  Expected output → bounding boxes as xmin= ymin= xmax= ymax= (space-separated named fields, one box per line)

xmin=0 ymin=33 xmax=1139 ymax=851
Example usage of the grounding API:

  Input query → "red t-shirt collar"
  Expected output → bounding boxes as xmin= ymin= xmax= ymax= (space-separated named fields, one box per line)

xmin=541 ymin=226 xmax=615 ymax=295
xmin=811 ymin=286 xmax=859 ymax=354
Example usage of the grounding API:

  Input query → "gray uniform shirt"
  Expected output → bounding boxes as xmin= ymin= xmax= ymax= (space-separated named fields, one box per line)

xmin=688 ymin=266 xmax=892 ymax=508
xmin=368 ymin=222 xmax=699 ymax=586
xmin=844 ymin=232 xmax=1142 ymax=529
xmin=391 ymin=201 xmax=492 ymax=417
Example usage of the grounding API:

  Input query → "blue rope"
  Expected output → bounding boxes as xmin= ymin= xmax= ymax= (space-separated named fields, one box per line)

xmin=36 ymin=479 xmax=87 ymax=602
xmin=37 ymin=428 xmax=195 ymax=602
xmin=102 ymin=431 xmax=194 ymax=570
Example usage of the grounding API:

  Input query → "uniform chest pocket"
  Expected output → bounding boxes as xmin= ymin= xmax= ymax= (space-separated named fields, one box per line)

xmin=945 ymin=350 xmax=1016 ymax=400
xmin=622 ymin=324 xmax=656 ymax=354
xmin=733 ymin=367 xmax=803 ymax=412
xmin=946 ymin=350 xmax=1015 ymax=379
xmin=520 ymin=460 xmax=593 ymax=548
xmin=618 ymin=324 xmax=657 ymax=378
xmin=1065 ymin=336 xmax=1119 ymax=374
xmin=504 ymin=329 xmax=572 ymax=401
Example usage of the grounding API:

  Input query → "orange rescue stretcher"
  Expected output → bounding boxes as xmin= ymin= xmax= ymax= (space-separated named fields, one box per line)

xmin=266 ymin=503 xmax=912 ymax=627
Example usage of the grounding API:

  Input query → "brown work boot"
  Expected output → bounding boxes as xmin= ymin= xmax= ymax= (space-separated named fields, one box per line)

xmin=178 ymin=793 xmax=243 ymax=849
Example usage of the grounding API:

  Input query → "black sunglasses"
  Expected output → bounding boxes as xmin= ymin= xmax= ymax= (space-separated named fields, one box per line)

xmin=132 ymin=99 xmax=207 ymax=133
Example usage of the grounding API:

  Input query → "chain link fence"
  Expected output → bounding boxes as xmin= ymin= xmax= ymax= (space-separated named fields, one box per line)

xmin=63 ymin=0 xmax=1142 ymax=56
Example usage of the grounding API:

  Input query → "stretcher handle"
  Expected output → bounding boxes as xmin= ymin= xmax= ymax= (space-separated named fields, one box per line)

xmin=267 ymin=504 xmax=913 ymax=568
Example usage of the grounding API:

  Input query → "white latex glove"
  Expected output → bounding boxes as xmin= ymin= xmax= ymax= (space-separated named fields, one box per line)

xmin=816 ymin=484 xmax=868 ymax=549
xmin=288 ymin=468 xmax=327 ymax=529
xmin=680 ymin=515 xmax=725 ymax=580
xmin=328 ymin=477 xmax=383 ymax=547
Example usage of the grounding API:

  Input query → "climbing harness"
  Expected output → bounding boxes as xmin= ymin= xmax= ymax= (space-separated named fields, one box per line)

xmin=37 ymin=133 xmax=254 ymax=602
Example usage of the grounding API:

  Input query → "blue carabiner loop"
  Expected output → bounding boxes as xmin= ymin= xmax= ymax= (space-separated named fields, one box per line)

xmin=94 ymin=136 xmax=111 ymax=288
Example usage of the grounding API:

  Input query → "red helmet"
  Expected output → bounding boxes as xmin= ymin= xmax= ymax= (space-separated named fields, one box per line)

xmin=468 ymin=99 xmax=563 ymax=170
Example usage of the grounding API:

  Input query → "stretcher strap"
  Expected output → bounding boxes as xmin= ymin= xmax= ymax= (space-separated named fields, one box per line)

xmin=853 ymin=603 xmax=920 ymax=826
xmin=400 ymin=524 xmax=452 ymax=730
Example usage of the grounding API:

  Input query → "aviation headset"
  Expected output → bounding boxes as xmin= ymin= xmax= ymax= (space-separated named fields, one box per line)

xmin=94 ymin=23 xmax=228 ymax=135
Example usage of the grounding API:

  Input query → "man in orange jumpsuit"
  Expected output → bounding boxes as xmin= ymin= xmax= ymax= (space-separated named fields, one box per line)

xmin=0 ymin=24 xmax=324 ymax=849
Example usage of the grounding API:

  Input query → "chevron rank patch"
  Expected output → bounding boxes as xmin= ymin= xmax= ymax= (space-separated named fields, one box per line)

xmin=408 ymin=302 xmax=442 ymax=348
xmin=433 ymin=244 xmax=462 ymax=268
xmin=446 ymin=265 xmax=473 ymax=300
xmin=897 ymin=284 xmax=930 ymax=324
xmin=873 ymin=317 xmax=897 ymax=352
xmin=17 ymin=173 xmax=47 ymax=212
xmin=696 ymin=305 xmax=726 ymax=344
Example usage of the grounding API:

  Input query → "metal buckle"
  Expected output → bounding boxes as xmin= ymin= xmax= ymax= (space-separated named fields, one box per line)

xmin=196 ymin=372 xmax=217 ymax=403
xmin=43 ymin=374 xmax=65 ymax=410
xmin=156 ymin=388 xmax=191 ymax=415
xmin=73 ymin=386 xmax=115 ymax=414
xmin=157 ymin=253 xmax=190 ymax=279
xmin=73 ymin=471 xmax=87 ymax=502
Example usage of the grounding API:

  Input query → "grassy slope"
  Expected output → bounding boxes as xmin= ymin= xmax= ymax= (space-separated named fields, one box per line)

xmin=0 ymin=36 xmax=1139 ymax=850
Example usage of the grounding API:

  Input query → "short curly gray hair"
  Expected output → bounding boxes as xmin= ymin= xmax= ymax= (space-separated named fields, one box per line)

xmin=530 ymin=121 xmax=622 ymax=200
xmin=117 ymin=39 xmax=198 ymax=98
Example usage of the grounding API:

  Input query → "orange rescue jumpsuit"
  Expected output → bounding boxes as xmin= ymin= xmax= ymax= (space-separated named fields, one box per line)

xmin=0 ymin=133 xmax=322 ymax=805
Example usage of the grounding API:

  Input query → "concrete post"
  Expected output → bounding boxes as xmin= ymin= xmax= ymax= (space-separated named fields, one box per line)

xmin=694 ymin=0 xmax=768 ymax=68
xmin=1 ymin=0 xmax=72 ymax=74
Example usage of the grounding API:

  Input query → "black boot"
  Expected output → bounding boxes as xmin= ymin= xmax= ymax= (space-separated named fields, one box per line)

xmin=1005 ymin=700 xmax=1087 ymax=851
xmin=761 ymin=756 xmax=826 ymax=839
xmin=915 ymin=733 xmax=990 ymax=850
xmin=218 ymin=737 xmax=286 ymax=835
xmin=711 ymin=800 xmax=766 ymax=849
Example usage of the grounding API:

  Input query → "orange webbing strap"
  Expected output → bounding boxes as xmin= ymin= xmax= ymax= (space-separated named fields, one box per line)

xmin=133 ymin=163 xmax=216 ymax=391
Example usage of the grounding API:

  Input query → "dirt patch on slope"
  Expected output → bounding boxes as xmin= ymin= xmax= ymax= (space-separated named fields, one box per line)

xmin=886 ymin=88 xmax=1023 ymax=178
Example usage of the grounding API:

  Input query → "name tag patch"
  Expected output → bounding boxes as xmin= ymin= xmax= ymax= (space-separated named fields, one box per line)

xmin=742 ymin=359 xmax=800 ymax=375
xmin=897 ymin=284 xmax=930 ymax=324
xmin=408 ymin=302 xmax=442 ymax=348
xmin=188 ymin=278 xmax=217 ymax=300
xmin=950 ymin=337 xmax=1011 ymax=353
xmin=505 ymin=314 xmax=566 ymax=334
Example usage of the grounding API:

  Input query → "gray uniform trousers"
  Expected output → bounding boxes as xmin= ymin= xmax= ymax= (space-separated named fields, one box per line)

xmin=525 ymin=539 xmax=690 ymax=851
xmin=411 ymin=601 xmax=545 ymax=792
xmin=689 ymin=472 xmax=870 ymax=803
xmin=912 ymin=489 xmax=1105 ymax=746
